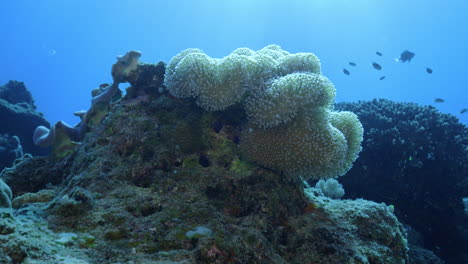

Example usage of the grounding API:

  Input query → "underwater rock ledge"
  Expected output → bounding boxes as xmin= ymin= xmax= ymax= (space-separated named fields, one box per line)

xmin=0 ymin=80 xmax=50 ymax=161
xmin=0 ymin=46 xmax=408 ymax=264
xmin=336 ymin=99 xmax=468 ymax=264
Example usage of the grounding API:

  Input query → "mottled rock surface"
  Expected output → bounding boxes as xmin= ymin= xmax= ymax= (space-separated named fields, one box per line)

xmin=0 ymin=81 xmax=50 ymax=159
xmin=0 ymin=81 xmax=409 ymax=263
xmin=0 ymin=51 xmax=416 ymax=263
xmin=0 ymin=134 xmax=23 ymax=170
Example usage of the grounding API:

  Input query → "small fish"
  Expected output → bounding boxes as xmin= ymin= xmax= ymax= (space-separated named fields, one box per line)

xmin=349 ymin=62 xmax=357 ymax=66
xmin=460 ymin=109 xmax=468 ymax=114
xmin=379 ymin=76 xmax=386 ymax=80
xmin=434 ymin=98 xmax=445 ymax=103
xmin=397 ymin=50 xmax=415 ymax=62
xmin=426 ymin=68 xmax=433 ymax=74
xmin=372 ymin=62 xmax=382 ymax=70
xmin=343 ymin=69 xmax=350 ymax=75
xmin=376 ymin=51 xmax=382 ymax=56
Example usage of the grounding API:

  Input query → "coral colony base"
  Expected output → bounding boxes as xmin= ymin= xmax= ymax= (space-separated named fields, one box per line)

xmin=0 ymin=46 xmax=410 ymax=264
xmin=36 ymin=45 xmax=364 ymax=180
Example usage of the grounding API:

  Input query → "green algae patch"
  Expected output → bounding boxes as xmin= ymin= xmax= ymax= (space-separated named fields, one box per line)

xmin=77 ymin=234 xmax=96 ymax=248
xmin=229 ymin=159 xmax=255 ymax=177
xmin=208 ymin=138 xmax=238 ymax=167
xmin=182 ymin=154 xmax=201 ymax=170
xmin=104 ymin=229 xmax=127 ymax=241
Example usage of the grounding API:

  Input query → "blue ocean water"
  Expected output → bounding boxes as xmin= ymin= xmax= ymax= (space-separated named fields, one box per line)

xmin=0 ymin=0 xmax=467 ymax=126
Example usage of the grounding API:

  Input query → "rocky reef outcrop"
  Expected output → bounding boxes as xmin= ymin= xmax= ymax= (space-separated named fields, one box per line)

xmin=0 ymin=134 xmax=23 ymax=170
xmin=336 ymin=99 xmax=468 ymax=264
xmin=0 ymin=80 xmax=50 ymax=166
xmin=0 ymin=46 xmax=409 ymax=264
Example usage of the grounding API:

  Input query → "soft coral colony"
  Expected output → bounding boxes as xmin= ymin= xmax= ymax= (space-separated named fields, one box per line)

xmin=34 ymin=45 xmax=363 ymax=181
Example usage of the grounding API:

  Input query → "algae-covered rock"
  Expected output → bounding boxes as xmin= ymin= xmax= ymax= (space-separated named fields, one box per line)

xmin=0 ymin=179 xmax=12 ymax=208
xmin=0 ymin=154 xmax=65 ymax=196
xmin=0 ymin=47 xmax=409 ymax=264
xmin=0 ymin=134 xmax=23 ymax=170
xmin=0 ymin=209 xmax=90 ymax=263
xmin=12 ymin=188 xmax=56 ymax=208
xmin=0 ymin=81 xmax=50 ymax=158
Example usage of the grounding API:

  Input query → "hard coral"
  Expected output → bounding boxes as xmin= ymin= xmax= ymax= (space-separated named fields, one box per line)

xmin=33 ymin=51 xmax=142 ymax=157
xmin=111 ymin=50 xmax=142 ymax=83
xmin=336 ymin=99 xmax=467 ymax=263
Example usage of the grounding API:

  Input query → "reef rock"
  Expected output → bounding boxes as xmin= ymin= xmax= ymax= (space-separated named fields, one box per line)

xmin=336 ymin=99 xmax=468 ymax=264
xmin=0 ymin=81 xmax=50 ymax=159
xmin=0 ymin=134 xmax=23 ymax=170
xmin=0 ymin=47 xmax=409 ymax=263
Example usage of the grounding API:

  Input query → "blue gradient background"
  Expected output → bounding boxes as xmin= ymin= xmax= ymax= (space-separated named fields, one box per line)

xmin=1 ymin=0 xmax=467 ymax=125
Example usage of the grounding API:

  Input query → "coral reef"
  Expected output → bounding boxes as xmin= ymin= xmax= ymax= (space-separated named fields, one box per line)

xmin=0 ymin=179 xmax=12 ymax=208
xmin=0 ymin=134 xmax=23 ymax=170
xmin=245 ymin=72 xmax=335 ymax=128
xmin=0 ymin=80 xmax=34 ymax=106
xmin=166 ymin=45 xmax=363 ymax=180
xmin=314 ymin=178 xmax=345 ymax=199
xmin=336 ymin=99 xmax=468 ymax=264
xmin=32 ymin=51 xmax=143 ymax=157
xmin=0 ymin=154 xmax=67 ymax=196
xmin=0 ymin=81 xmax=50 ymax=158
xmin=0 ymin=208 xmax=90 ymax=264
xmin=0 ymin=47 xmax=409 ymax=263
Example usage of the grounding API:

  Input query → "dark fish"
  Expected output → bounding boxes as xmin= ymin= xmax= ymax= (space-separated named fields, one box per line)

xmin=398 ymin=50 xmax=415 ymax=62
xmin=372 ymin=62 xmax=382 ymax=70
xmin=376 ymin=51 xmax=382 ymax=56
xmin=349 ymin=62 xmax=356 ymax=66
xmin=460 ymin=109 xmax=468 ymax=114
xmin=343 ymin=69 xmax=350 ymax=75
xmin=379 ymin=76 xmax=386 ymax=80
xmin=426 ymin=67 xmax=433 ymax=74
xmin=434 ymin=98 xmax=445 ymax=103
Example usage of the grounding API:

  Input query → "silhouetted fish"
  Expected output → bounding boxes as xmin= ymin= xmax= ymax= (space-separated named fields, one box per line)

xmin=398 ymin=50 xmax=415 ymax=62
xmin=379 ymin=76 xmax=386 ymax=80
xmin=372 ymin=62 xmax=382 ymax=70
xmin=434 ymin=98 xmax=445 ymax=103
xmin=460 ymin=109 xmax=468 ymax=114
xmin=376 ymin=51 xmax=382 ymax=56
xmin=349 ymin=62 xmax=356 ymax=66
xmin=426 ymin=68 xmax=433 ymax=74
xmin=343 ymin=69 xmax=350 ymax=75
